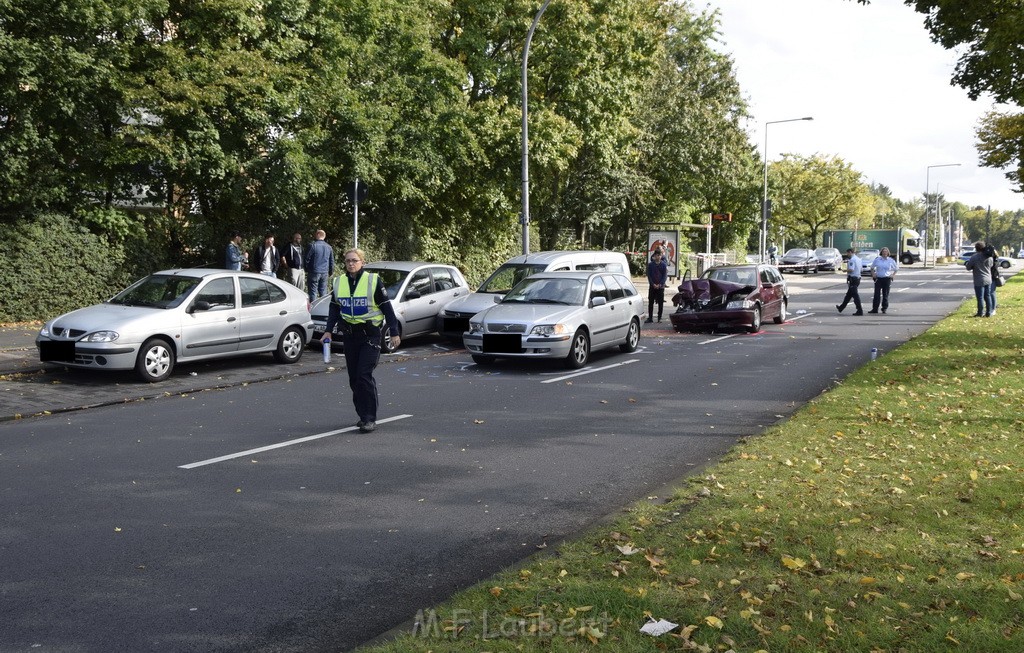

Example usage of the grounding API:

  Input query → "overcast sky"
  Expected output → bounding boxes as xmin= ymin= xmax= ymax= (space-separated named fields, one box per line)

xmin=703 ymin=0 xmax=1023 ymax=213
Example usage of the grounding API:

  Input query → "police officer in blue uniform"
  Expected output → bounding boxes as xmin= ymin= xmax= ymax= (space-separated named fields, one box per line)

xmin=322 ymin=248 xmax=401 ymax=433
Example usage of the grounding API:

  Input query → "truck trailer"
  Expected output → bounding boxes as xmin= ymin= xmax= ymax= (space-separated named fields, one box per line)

xmin=822 ymin=228 xmax=922 ymax=265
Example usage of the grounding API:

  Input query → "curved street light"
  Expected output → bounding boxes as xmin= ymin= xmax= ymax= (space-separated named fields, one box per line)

xmin=761 ymin=117 xmax=813 ymax=261
xmin=520 ymin=0 xmax=554 ymax=255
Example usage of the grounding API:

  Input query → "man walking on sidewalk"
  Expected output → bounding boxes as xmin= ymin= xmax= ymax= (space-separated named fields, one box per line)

xmin=835 ymin=248 xmax=863 ymax=315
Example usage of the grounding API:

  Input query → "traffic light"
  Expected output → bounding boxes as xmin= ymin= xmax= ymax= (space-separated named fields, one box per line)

xmin=712 ymin=212 xmax=732 ymax=222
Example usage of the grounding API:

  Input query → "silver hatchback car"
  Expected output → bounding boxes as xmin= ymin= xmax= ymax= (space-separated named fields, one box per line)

xmin=36 ymin=269 xmax=314 ymax=382
xmin=311 ymin=261 xmax=470 ymax=352
xmin=463 ymin=271 xmax=644 ymax=368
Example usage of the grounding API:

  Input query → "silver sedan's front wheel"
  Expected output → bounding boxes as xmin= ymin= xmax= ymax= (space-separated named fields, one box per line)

xmin=564 ymin=329 xmax=590 ymax=369
xmin=136 ymin=337 xmax=175 ymax=383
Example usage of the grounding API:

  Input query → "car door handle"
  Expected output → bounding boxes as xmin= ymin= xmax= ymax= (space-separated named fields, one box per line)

xmin=280 ymin=310 xmax=288 ymax=315
xmin=227 ymin=317 xmax=237 ymax=322
xmin=429 ymin=299 xmax=437 ymax=304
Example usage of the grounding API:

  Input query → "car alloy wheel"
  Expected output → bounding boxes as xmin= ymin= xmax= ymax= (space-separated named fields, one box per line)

xmin=380 ymin=324 xmax=401 ymax=353
xmin=136 ymin=337 xmax=175 ymax=382
xmin=619 ymin=318 xmax=640 ymax=352
xmin=565 ymin=328 xmax=590 ymax=369
xmin=773 ymin=298 xmax=788 ymax=324
xmin=274 ymin=326 xmax=305 ymax=363
xmin=747 ymin=306 xmax=762 ymax=334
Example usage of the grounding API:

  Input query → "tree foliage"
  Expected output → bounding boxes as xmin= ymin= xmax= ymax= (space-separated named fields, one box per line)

xmin=1 ymin=0 xmax=766 ymax=312
xmin=768 ymin=154 xmax=874 ymax=247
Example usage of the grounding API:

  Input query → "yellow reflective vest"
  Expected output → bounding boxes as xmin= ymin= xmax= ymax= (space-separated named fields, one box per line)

xmin=332 ymin=272 xmax=384 ymax=326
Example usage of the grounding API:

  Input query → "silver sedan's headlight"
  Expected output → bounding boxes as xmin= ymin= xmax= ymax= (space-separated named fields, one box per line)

xmin=726 ymin=300 xmax=755 ymax=310
xmin=39 ymin=325 xmax=51 ymax=337
xmin=83 ymin=330 xmax=120 ymax=343
xmin=530 ymin=324 xmax=569 ymax=336
xmin=468 ymin=320 xmax=483 ymax=333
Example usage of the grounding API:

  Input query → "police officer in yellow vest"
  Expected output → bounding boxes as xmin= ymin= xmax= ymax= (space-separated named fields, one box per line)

xmin=322 ymin=248 xmax=400 ymax=433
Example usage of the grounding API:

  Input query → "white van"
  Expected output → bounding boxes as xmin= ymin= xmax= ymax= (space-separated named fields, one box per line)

xmin=439 ymin=250 xmax=630 ymax=339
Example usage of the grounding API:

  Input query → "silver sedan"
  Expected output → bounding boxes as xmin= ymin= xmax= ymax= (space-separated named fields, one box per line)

xmin=36 ymin=269 xmax=313 ymax=382
xmin=463 ymin=271 xmax=644 ymax=368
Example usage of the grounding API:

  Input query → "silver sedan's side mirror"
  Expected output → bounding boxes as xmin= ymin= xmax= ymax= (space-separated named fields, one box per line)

xmin=590 ymin=296 xmax=607 ymax=308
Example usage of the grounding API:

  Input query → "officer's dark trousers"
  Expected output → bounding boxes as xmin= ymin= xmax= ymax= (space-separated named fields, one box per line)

xmin=342 ymin=327 xmax=382 ymax=423
xmin=871 ymin=277 xmax=892 ymax=312
xmin=838 ymin=277 xmax=862 ymax=312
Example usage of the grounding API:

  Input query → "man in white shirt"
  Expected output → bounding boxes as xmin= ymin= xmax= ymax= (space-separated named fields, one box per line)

xmin=835 ymin=248 xmax=863 ymax=315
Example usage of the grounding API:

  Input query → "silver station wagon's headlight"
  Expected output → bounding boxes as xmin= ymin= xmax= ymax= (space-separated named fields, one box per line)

xmin=468 ymin=320 xmax=483 ymax=333
xmin=83 ymin=330 xmax=120 ymax=342
xmin=530 ymin=324 xmax=568 ymax=336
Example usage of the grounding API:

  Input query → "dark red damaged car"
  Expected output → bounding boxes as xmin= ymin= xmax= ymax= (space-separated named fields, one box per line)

xmin=669 ymin=264 xmax=789 ymax=333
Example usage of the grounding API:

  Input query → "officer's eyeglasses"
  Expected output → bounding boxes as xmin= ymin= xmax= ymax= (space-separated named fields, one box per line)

xmin=344 ymin=258 xmax=361 ymax=264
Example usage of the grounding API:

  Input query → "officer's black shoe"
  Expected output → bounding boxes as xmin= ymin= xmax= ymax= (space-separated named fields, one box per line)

xmin=359 ymin=421 xmax=377 ymax=433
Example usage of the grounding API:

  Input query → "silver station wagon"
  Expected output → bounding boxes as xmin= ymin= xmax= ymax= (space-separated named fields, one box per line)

xmin=462 ymin=271 xmax=644 ymax=369
xmin=36 ymin=269 xmax=313 ymax=382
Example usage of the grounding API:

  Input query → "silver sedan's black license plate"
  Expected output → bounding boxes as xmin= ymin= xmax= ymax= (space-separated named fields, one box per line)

xmin=39 ymin=340 xmax=76 ymax=362
xmin=483 ymin=333 xmax=522 ymax=354
xmin=442 ymin=317 xmax=469 ymax=333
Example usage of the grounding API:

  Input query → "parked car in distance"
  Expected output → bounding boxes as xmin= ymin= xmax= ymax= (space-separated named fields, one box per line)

xmin=669 ymin=263 xmax=788 ymax=334
xmin=958 ymin=251 xmax=1011 ymax=268
xmin=1017 ymin=248 xmax=1024 ymax=259
xmin=813 ymin=247 xmax=843 ymax=272
xmin=440 ymin=250 xmax=630 ymax=341
xmin=858 ymin=249 xmax=880 ymax=274
xmin=36 ymin=269 xmax=313 ymax=382
xmin=777 ymin=248 xmax=820 ymax=274
xmin=462 ymin=271 xmax=643 ymax=369
xmin=311 ymin=261 xmax=469 ymax=353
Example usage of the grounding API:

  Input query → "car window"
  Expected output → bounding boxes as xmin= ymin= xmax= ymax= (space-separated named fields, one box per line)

xmin=590 ymin=275 xmax=609 ymax=302
xmin=368 ymin=268 xmax=408 ymax=300
xmin=503 ymin=277 xmax=585 ymax=305
xmin=603 ymin=275 xmax=625 ymax=300
xmin=109 ymin=274 xmax=201 ymax=309
xmin=239 ymin=278 xmax=285 ymax=307
xmin=407 ymin=270 xmax=433 ymax=297
xmin=577 ymin=262 xmax=624 ymax=273
xmin=760 ymin=268 xmax=773 ymax=284
xmin=613 ymin=274 xmax=637 ymax=296
xmin=195 ymin=278 xmax=236 ymax=310
xmin=479 ymin=263 xmax=547 ymax=293
xmin=431 ymin=267 xmax=457 ymax=291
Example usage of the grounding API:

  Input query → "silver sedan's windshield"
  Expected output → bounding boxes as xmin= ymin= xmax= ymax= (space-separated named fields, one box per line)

xmin=502 ymin=277 xmax=586 ymax=305
xmin=108 ymin=275 xmax=202 ymax=309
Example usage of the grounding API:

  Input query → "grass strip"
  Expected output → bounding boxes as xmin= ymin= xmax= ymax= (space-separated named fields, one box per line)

xmin=366 ymin=276 xmax=1024 ymax=652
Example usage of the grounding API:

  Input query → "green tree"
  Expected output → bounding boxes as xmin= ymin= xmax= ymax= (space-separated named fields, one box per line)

xmin=768 ymin=154 xmax=874 ymax=246
xmin=628 ymin=2 xmax=760 ymax=256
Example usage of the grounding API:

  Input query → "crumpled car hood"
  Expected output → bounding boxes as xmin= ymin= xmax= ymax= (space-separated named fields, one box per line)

xmin=674 ymin=278 xmax=749 ymax=304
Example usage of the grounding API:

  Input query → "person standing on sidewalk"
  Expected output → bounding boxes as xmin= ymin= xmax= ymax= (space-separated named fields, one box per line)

xmin=225 ymin=231 xmax=248 ymax=270
xmin=965 ymin=241 xmax=993 ymax=317
xmin=868 ymin=247 xmax=898 ymax=314
xmin=281 ymin=232 xmax=306 ymax=290
xmin=646 ymin=250 xmax=668 ymax=323
xmin=322 ymin=248 xmax=401 ymax=433
xmin=983 ymin=243 xmax=1000 ymax=315
xmin=835 ymin=248 xmax=863 ymax=315
xmin=252 ymin=233 xmax=279 ymax=277
xmin=305 ymin=229 xmax=335 ymax=302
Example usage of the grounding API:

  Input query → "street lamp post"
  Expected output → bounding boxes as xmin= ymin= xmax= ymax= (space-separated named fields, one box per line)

xmin=924 ymin=163 xmax=960 ymax=267
xmin=761 ymin=117 xmax=813 ymax=261
xmin=520 ymin=0 xmax=554 ymax=256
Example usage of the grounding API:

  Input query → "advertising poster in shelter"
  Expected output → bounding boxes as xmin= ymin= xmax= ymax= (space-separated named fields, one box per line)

xmin=647 ymin=231 xmax=678 ymax=277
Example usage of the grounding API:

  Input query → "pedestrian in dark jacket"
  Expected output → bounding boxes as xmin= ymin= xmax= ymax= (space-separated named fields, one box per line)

xmin=646 ymin=250 xmax=668 ymax=323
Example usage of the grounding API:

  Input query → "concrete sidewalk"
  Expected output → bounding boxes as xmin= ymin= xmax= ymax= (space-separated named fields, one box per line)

xmin=0 ymin=323 xmax=45 ymax=376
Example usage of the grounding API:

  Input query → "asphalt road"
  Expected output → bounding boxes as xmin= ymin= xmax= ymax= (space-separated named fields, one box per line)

xmin=0 ymin=265 xmax=991 ymax=652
